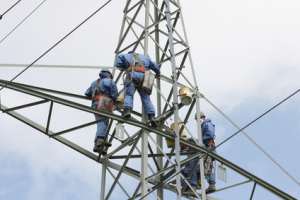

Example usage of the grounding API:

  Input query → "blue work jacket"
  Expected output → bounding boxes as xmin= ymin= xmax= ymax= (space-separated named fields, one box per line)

xmin=201 ymin=119 xmax=215 ymax=141
xmin=85 ymin=78 xmax=118 ymax=107
xmin=115 ymin=53 xmax=160 ymax=75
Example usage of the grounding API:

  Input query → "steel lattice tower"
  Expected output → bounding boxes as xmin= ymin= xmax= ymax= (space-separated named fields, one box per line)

xmin=0 ymin=0 xmax=297 ymax=200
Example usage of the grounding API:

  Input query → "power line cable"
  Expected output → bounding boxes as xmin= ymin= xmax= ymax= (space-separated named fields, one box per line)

xmin=0 ymin=0 xmax=113 ymax=91
xmin=0 ymin=0 xmax=48 ymax=45
xmin=0 ymin=63 xmax=114 ymax=69
xmin=216 ymin=88 xmax=300 ymax=148
xmin=2 ymin=0 xmax=298 ymax=192
xmin=203 ymin=90 xmax=300 ymax=186
xmin=0 ymin=0 xmax=22 ymax=20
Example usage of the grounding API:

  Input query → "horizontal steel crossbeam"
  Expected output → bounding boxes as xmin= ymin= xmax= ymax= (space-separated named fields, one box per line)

xmin=0 ymin=79 xmax=296 ymax=200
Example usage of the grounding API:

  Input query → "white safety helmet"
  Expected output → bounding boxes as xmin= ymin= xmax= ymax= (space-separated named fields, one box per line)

xmin=195 ymin=111 xmax=205 ymax=120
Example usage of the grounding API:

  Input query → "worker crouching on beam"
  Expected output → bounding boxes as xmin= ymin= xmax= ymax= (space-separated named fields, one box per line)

xmin=181 ymin=112 xmax=216 ymax=194
xmin=115 ymin=52 xmax=160 ymax=127
xmin=170 ymin=112 xmax=216 ymax=194
xmin=85 ymin=70 xmax=118 ymax=153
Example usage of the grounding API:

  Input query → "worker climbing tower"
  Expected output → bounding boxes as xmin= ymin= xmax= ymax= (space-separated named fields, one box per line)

xmin=110 ymin=0 xmax=207 ymax=199
xmin=0 ymin=0 xmax=297 ymax=200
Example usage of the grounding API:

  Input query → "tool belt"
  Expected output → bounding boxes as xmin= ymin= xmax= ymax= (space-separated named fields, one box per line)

xmin=126 ymin=53 xmax=154 ymax=94
xmin=203 ymin=138 xmax=215 ymax=174
xmin=127 ymin=65 xmax=145 ymax=73
xmin=93 ymin=93 xmax=114 ymax=112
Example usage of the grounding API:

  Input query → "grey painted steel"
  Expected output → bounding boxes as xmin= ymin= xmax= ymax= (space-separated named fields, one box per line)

xmin=195 ymin=95 xmax=207 ymax=200
xmin=0 ymin=104 xmax=141 ymax=179
xmin=100 ymin=159 xmax=107 ymax=200
xmin=213 ymin=180 xmax=251 ymax=194
xmin=46 ymin=101 xmax=53 ymax=135
xmin=115 ymin=1 xmax=144 ymax=53
xmin=203 ymin=93 xmax=300 ymax=187
xmin=164 ymin=0 xmax=182 ymax=198
xmin=250 ymin=183 xmax=257 ymax=200
xmin=0 ymin=80 xmax=296 ymax=200
xmin=0 ymin=63 xmax=111 ymax=69
xmin=2 ymin=99 xmax=48 ymax=112
xmin=105 ymin=136 xmax=140 ymax=200
xmin=174 ymin=0 xmax=207 ymax=198
xmin=142 ymin=0 xmax=151 ymax=197
xmin=2 ymin=101 xmax=197 ymax=199
xmin=1 ymin=0 xmax=298 ymax=198
xmin=6 ymin=59 xmax=298 ymax=189
xmin=0 ymin=102 xmax=203 ymax=200
xmin=0 ymin=81 xmax=296 ymax=199
xmin=107 ymin=168 xmax=131 ymax=198
xmin=5 ymin=80 xmax=89 ymax=100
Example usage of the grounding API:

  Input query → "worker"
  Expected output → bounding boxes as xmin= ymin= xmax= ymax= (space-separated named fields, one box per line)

xmin=181 ymin=138 xmax=201 ymax=194
xmin=85 ymin=70 xmax=118 ymax=153
xmin=115 ymin=52 xmax=160 ymax=126
xmin=197 ymin=112 xmax=216 ymax=193
xmin=181 ymin=112 xmax=216 ymax=194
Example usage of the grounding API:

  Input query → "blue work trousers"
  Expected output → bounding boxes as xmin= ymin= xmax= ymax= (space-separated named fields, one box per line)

xmin=182 ymin=157 xmax=199 ymax=188
xmin=204 ymin=140 xmax=216 ymax=185
xmin=182 ymin=141 xmax=216 ymax=188
xmin=124 ymin=79 xmax=155 ymax=115
xmin=94 ymin=103 xmax=109 ymax=140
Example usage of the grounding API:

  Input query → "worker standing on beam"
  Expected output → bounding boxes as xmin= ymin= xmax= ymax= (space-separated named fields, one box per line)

xmin=85 ymin=70 xmax=118 ymax=153
xmin=196 ymin=112 xmax=216 ymax=193
xmin=181 ymin=112 xmax=216 ymax=194
xmin=115 ymin=52 xmax=160 ymax=127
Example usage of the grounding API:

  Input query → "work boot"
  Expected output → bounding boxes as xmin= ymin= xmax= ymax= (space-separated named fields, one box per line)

xmin=123 ymin=107 xmax=132 ymax=119
xmin=148 ymin=114 xmax=157 ymax=127
xmin=196 ymin=180 xmax=202 ymax=189
xmin=93 ymin=138 xmax=105 ymax=153
xmin=182 ymin=186 xmax=196 ymax=196
xmin=205 ymin=184 xmax=216 ymax=193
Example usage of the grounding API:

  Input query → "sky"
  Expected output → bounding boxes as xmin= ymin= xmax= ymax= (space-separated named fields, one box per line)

xmin=0 ymin=0 xmax=300 ymax=200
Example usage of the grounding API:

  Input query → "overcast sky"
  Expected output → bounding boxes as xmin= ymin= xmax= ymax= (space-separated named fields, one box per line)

xmin=0 ymin=0 xmax=300 ymax=199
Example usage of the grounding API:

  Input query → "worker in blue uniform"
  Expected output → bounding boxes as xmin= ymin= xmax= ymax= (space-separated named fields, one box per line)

xmin=181 ymin=112 xmax=216 ymax=194
xmin=199 ymin=112 xmax=216 ymax=193
xmin=85 ymin=70 xmax=118 ymax=153
xmin=181 ymin=138 xmax=201 ymax=192
xmin=115 ymin=52 xmax=160 ymax=126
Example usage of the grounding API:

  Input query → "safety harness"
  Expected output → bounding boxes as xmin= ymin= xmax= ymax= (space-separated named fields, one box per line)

xmin=92 ymin=79 xmax=114 ymax=112
xmin=125 ymin=53 xmax=155 ymax=94
xmin=128 ymin=53 xmax=146 ymax=73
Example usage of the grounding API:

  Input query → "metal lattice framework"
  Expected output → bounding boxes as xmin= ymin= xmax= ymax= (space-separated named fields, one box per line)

xmin=0 ymin=0 xmax=297 ymax=200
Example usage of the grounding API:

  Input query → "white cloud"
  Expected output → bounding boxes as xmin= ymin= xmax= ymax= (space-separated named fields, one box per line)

xmin=1 ymin=0 xmax=300 ymax=199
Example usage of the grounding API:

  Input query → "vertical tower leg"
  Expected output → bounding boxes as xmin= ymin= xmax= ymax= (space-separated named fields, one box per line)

xmin=175 ymin=1 xmax=207 ymax=198
xmin=154 ymin=0 xmax=163 ymax=199
xmin=141 ymin=0 xmax=150 ymax=198
xmin=100 ymin=159 xmax=107 ymax=200
xmin=164 ymin=0 xmax=181 ymax=199
xmin=195 ymin=97 xmax=207 ymax=200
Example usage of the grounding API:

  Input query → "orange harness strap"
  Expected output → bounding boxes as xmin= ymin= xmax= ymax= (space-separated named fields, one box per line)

xmin=128 ymin=65 xmax=145 ymax=73
xmin=93 ymin=94 xmax=114 ymax=112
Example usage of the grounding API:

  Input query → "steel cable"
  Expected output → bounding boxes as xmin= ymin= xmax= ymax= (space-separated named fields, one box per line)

xmin=216 ymin=89 xmax=300 ymax=148
xmin=0 ymin=0 xmax=22 ymax=20
xmin=0 ymin=0 xmax=48 ymax=45
xmin=204 ymin=88 xmax=300 ymax=186
xmin=0 ymin=0 xmax=113 ymax=91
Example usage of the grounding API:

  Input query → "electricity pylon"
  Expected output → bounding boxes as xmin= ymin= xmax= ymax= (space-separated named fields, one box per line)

xmin=0 ymin=0 xmax=296 ymax=200
xmin=113 ymin=0 xmax=207 ymax=199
